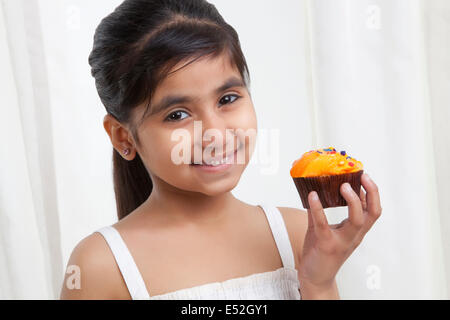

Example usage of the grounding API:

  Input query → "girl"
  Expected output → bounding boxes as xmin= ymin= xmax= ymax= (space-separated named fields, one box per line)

xmin=60 ymin=0 xmax=382 ymax=300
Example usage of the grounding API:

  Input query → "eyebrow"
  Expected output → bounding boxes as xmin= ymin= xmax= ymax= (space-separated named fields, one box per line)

xmin=149 ymin=76 xmax=246 ymax=116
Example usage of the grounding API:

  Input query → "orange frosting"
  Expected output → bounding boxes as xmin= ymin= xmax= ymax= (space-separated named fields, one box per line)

xmin=290 ymin=147 xmax=363 ymax=178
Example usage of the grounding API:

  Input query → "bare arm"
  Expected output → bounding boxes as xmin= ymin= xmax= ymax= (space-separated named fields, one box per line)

xmin=59 ymin=232 xmax=130 ymax=300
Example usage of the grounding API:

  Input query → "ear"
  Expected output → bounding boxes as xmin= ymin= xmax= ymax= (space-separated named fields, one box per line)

xmin=103 ymin=114 xmax=136 ymax=160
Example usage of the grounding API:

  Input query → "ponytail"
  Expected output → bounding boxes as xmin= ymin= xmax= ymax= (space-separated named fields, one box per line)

xmin=112 ymin=148 xmax=152 ymax=220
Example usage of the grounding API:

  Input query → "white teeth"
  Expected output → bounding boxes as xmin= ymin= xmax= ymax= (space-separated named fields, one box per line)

xmin=207 ymin=155 xmax=231 ymax=166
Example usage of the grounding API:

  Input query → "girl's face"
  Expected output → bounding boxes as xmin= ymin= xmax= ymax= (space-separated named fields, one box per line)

xmin=131 ymin=53 xmax=257 ymax=196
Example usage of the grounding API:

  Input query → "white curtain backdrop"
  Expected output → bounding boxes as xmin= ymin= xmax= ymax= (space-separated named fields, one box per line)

xmin=0 ymin=0 xmax=448 ymax=299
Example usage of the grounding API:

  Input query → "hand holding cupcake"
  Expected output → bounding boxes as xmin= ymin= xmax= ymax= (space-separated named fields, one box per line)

xmin=289 ymin=148 xmax=383 ymax=298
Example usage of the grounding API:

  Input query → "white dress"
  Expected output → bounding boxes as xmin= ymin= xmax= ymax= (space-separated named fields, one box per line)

xmin=94 ymin=204 xmax=301 ymax=300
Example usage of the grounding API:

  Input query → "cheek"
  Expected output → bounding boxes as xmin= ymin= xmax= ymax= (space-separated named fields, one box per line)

xmin=231 ymin=103 xmax=257 ymax=130
xmin=140 ymin=130 xmax=181 ymax=172
xmin=233 ymin=104 xmax=258 ymax=152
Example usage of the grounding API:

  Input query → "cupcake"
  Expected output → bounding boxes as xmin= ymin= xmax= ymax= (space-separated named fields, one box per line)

xmin=290 ymin=147 xmax=364 ymax=209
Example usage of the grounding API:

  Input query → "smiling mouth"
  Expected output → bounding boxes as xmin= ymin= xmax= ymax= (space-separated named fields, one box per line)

xmin=190 ymin=144 xmax=243 ymax=166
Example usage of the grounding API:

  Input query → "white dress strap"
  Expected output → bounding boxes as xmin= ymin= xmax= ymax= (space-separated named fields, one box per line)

xmin=258 ymin=204 xmax=296 ymax=269
xmin=94 ymin=226 xmax=150 ymax=299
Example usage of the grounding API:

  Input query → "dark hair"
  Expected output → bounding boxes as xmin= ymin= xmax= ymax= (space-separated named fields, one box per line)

xmin=88 ymin=0 xmax=250 ymax=220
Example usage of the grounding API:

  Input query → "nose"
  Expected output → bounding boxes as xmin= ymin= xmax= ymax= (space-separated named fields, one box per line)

xmin=196 ymin=111 xmax=237 ymax=156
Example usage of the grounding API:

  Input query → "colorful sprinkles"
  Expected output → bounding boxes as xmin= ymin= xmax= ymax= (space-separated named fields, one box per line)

xmin=311 ymin=147 xmax=359 ymax=169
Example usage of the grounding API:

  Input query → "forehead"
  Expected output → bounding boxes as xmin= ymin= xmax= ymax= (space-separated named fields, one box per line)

xmin=154 ymin=53 xmax=241 ymax=99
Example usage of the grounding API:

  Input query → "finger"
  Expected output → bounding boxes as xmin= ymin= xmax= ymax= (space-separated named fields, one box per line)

xmin=360 ymin=173 xmax=382 ymax=230
xmin=307 ymin=191 xmax=332 ymax=240
xmin=306 ymin=204 xmax=314 ymax=231
xmin=359 ymin=187 xmax=367 ymax=211
xmin=340 ymin=182 xmax=364 ymax=230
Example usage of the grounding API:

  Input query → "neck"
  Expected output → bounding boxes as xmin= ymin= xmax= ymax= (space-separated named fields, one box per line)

xmin=141 ymin=178 xmax=239 ymax=227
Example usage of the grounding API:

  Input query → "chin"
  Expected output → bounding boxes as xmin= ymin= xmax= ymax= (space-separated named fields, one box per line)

xmin=158 ymin=160 xmax=247 ymax=196
xmin=201 ymin=184 xmax=236 ymax=196
xmin=199 ymin=167 xmax=249 ymax=194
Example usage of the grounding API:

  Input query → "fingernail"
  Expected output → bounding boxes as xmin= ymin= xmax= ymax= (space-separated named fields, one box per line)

xmin=311 ymin=191 xmax=319 ymax=201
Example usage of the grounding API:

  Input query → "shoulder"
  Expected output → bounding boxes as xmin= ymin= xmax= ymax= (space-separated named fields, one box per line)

xmin=276 ymin=206 xmax=308 ymax=262
xmin=59 ymin=230 xmax=130 ymax=299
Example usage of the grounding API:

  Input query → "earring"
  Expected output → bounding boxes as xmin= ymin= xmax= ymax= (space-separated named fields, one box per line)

xmin=123 ymin=148 xmax=130 ymax=156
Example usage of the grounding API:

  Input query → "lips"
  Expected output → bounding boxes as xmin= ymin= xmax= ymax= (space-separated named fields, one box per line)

xmin=190 ymin=144 xmax=243 ymax=166
xmin=191 ymin=149 xmax=237 ymax=166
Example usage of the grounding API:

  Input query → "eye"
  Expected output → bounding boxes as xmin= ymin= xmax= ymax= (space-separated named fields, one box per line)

xmin=219 ymin=94 xmax=241 ymax=106
xmin=165 ymin=110 xmax=189 ymax=122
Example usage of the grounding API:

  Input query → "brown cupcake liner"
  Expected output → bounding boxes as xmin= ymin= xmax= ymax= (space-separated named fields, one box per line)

xmin=292 ymin=170 xmax=364 ymax=209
